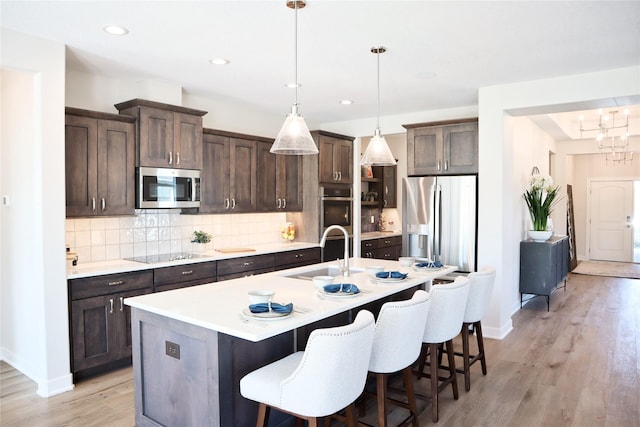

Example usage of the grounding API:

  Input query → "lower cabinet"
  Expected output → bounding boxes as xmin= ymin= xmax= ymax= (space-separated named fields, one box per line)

xmin=275 ymin=247 xmax=321 ymax=270
xmin=154 ymin=261 xmax=217 ymax=293
xmin=69 ymin=270 xmax=153 ymax=379
xmin=217 ymin=254 xmax=276 ymax=282
xmin=361 ymin=236 xmax=402 ymax=260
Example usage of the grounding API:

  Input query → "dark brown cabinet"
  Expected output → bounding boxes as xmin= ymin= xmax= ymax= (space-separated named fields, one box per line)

xmin=381 ymin=165 xmax=397 ymax=208
xmin=256 ymin=141 xmax=303 ymax=212
xmin=115 ymin=99 xmax=207 ymax=170
xmin=361 ymin=235 xmax=402 ymax=260
xmin=405 ymin=119 xmax=478 ymax=176
xmin=313 ymin=131 xmax=353 ymax=185
xmin=217 ymin=254 xmax=275 ymax=282
xmin=275 ymin=247 xmax=321 ymax=269
xmin=153 ymin=261 xmax=217 ymax=293
xmin=65 ymin=108 xmax=136 ymax=217
xmin=69 ymin=270 xmax=153 ymax=378
xmin=200 ymin=129 xmax=257 ymax=213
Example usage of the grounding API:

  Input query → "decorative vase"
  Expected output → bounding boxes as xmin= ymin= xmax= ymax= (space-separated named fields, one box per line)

xmin=528 ymin=230 xmax=552 ymax=242
xmin=192 ymin=242 xmax=207 ymax=253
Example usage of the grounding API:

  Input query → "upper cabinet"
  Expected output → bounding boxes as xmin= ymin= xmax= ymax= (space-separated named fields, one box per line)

xmin=199 ymin=129 xmax=257 ymax=213
xmin=65 ymin=108 xmax=136 ymax=217
xmin=380 ymin=165 xmax=397 ymax=208
xmin=115 ymin=99 xmax=207 ymax=170
xmin=313 ymin=130 xmax=354 ymax=185
xmin=405 ymin=119 xmax=478 ymax=176
xmin=256 ymin=141 xmax=303 ymax=212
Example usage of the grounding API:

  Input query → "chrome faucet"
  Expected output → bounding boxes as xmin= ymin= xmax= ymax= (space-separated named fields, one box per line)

xmin=320 ymin=225 xmax=350 ymax=278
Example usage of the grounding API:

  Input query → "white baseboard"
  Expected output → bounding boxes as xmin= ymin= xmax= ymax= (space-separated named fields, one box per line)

xmin=1 ymin=347 xmax=74 ymax=397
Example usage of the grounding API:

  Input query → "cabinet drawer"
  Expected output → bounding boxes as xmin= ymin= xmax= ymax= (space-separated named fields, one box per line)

xmin=217 ymin=254 xmax=275 ymax=277
xmin=154 ymin=261 xmax=216 ymax=287
xmin=275 ymin=248 xmax=321 ymax=268
xmin=70 ymin=270 xmax=153 ymax=300
xmin=217 ymin=267 xmax=275 ymax=282
xmin=378 ymin=236 xmax=402 ymax=247
xmin=361 ymin=239 xmax=379 ymax=251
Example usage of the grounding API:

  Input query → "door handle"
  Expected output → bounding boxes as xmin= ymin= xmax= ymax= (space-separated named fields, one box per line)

xmin=168 ymin=151 xmax=173 ymax=165
xmin=437 ymin=160 xmax=441 ymax=171
xmin=276 ymin=198 xmax=281 ymax=208
xmin=282 ymin=198 xmax=286 ymax=209
xmin=92 ymin=197 xmax=96 ymax=211
xmin=119 ymin=296 xmax=124 ymax=312
xmin=101 ymin=197 xmax=106 ymax=211
xmin=176 ymin=152 xmax=180 ymax=165
xmin=225 ymin=198 xmax=230 ymax=209
xmin=231 ymin=198 xmax=236 ymax=209
xmin=109 ymin=298 xmax=114 ymax=314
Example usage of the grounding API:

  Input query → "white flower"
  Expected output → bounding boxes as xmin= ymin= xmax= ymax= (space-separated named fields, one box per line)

xmin=529 ymin=174 xmax=555 ymax=192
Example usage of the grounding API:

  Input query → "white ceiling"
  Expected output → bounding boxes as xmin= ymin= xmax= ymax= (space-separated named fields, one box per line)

xmin=2 ymin=0 xmax=640 ymax=135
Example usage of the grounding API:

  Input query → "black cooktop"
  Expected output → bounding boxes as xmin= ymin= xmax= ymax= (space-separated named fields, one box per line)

xmin=124 ymin=253 xmax=208 ymax=264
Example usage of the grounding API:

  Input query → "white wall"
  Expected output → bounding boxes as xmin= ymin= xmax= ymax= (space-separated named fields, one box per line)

xmin=478 ymin=66 xmax=640 ymax=339
xmin=1 ymin=29 xmax=71 ymax=396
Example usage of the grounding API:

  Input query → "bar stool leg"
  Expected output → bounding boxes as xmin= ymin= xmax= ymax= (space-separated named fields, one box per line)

xmin=256 ymin=403 xmax=270 ymax=427
xmin=376 ymin=373 xmax=388 ymax=427
xmin=462 ymin=322 xmax=471 ymax=392
xmin=402 ymin=366 xmax=420 ymax=427
xmin=445 ymin=339 xmax=459 ymax=400
xmin=430 ymin=342 xmax=439 ymax=423
xmin=476 ymin=321 xmax=487 ymax=375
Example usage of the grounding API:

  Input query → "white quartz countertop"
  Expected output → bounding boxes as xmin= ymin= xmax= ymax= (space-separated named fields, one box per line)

xmin=66 ymin=241 xmax=320 ymax=279
xmin=124 ymin=257 xmax=455 ymax=342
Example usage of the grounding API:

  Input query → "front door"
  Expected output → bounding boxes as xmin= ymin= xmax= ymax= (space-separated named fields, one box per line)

xmin=589 ymin=180 xmax=634 ymax=262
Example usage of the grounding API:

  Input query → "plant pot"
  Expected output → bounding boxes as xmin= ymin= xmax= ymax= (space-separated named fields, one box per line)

xmin=528 ymin=230 xmax=552 ymax=242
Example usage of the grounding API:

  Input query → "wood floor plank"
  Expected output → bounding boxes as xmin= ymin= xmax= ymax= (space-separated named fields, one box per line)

xmin=1 ymin=272 xmax=638 ymax=426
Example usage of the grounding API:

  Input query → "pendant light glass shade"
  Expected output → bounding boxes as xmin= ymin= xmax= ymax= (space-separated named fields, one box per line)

xmin=272 ymin=104 xmax=317 ymax=155
xmin=361 ymin=128 xmax=396 ymax=165
xmin=360 ymin=46 xmax=396 ymax=166
xmin=270 ymin=0 xmax=318 ymax=156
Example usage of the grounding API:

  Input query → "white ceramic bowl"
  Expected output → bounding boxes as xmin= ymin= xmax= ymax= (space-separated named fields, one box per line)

xmin=248 ymin=289 xmax=275 ymax=304
xmin=398 ymin=257 xmax=415 ymax=267
xmin=312 ymin=275 xmax=334 ymax=288
xmin=366 ymin=265 xmax=385 ymax=278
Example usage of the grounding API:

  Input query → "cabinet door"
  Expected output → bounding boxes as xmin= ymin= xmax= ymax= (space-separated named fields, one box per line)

xmin=256 ymin=141 xmax=278 ymax=211
xmin=278 ymin=154 xmax=303 ymax=211
xmin=407 ymin=127 xmax=443 ymax=176
xmin=318 ymin=135 xmax=338 ymax=184
xmin=65 ymin=115 xmax=98 ymax=217
xmin=334 ymin=139 xmax=353 ymax=184
xmin=71 ymin=294 xmax=115 ymax=372
xmin=200 ymin=133 xmax=230 ymax=213
xmin=173 ymin=112 xmax=203 ymax=170
xmin=115 ymin=289 xmax=152 ymax=361
xmin=444 ymin=123 xmax=478 ymax=174
xmin=382 ymin=166 xmax=397 ymax=208
xmin=138 ymin=106 xmax=174 ymax=167
xmin=229 ymin=138 xmax=257 ymax=212
xmin=97 ymin=119 xmax=135 ymax=215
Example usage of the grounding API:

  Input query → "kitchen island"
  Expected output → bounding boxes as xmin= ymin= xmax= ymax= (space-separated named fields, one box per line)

xmin=125 ymin=257 xmax=455 ymax=427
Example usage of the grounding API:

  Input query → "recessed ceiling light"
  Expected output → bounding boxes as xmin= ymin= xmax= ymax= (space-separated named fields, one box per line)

xmin=285 ymin=82 xmax=301 ymax=88
xmin=103 ymin=25 xmax=129 ymax=36
xmin=209 ymin=58 xmax=230 ymax=65
xmin=340 ymin=100 xmax=354 ymax=105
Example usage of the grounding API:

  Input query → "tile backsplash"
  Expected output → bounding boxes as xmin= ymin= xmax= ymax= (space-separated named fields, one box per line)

xmin=66 ymin=210 xmax=288 ymax=263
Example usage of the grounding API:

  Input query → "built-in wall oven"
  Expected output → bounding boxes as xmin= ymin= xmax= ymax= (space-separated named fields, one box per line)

xmin=319 ymin=186 xmax=353 ymax=237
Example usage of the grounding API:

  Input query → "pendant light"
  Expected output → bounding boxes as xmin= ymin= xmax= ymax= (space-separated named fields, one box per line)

xmin=360 ymin=46 xmax=396 ymax=166
xmin=270 ymin=0 xmax=318 ymax=155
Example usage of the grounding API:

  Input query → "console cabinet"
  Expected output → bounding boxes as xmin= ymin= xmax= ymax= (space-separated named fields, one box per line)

xmin=65 ymin=108 xmax=136 ymax=217
xmin=519 ymin=235 xmax=569 ymax=311
xmin=405 ymin=119 xmax=478 ymax=176
xmin=115 ymin=99 xmax=207 ymax=170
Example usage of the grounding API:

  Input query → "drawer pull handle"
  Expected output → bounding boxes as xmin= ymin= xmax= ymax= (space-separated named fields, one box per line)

xmin=243 ymin=262 xmax=253 ymax=266
xmin=108 ymin=280 xmax=124 ymax=286
xmin=119 ymin=296 xmax=124 ymax=312
xmin=181 ymin=270 xmax=193 ymax=275
xmin=109 ymin=298 xmax=114 ymax=314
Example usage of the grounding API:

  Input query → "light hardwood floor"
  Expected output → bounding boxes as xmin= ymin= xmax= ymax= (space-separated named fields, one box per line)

xmin=1 ymin=273 xmax=638 ymax=426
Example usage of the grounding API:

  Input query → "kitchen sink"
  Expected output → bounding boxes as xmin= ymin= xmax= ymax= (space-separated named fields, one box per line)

xmin=282 ymin=266 xmax=365 ymax=280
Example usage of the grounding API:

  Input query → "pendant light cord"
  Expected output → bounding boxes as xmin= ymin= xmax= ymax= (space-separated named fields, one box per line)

xmin=376 ymin=49 xmax=380 ymax=130
xmin=294 ymin=1 xmax=299 ymax=108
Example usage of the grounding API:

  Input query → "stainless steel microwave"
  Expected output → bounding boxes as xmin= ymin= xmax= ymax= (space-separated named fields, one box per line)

xmin=137 ymin=167 xmax=200 ymax=209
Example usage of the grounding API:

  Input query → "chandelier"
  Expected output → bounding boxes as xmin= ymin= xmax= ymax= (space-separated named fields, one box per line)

xmin=579 ymin=109 xmax=632 ymax=164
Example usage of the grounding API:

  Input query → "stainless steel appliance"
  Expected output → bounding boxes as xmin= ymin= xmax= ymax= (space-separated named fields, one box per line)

xmin=137 ymin=167 xmax=200 ymax=209
xmin=403 ymin=175 xmax=477 ymax=273
xmin=319 ymin=186 xmax=353 ymax=237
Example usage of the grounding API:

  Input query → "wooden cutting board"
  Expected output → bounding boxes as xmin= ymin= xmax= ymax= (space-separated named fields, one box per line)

xmin=216 ymin=248 xmax=256 ymax=253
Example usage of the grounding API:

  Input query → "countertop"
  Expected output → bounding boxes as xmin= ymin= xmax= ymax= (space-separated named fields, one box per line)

xmin=124 ymin=257 xmax=455 ymax=342
xmin=66 ymin=241 xmax=320 ymax=279
xmin=67 ymin=232 xmax=403 ymax=279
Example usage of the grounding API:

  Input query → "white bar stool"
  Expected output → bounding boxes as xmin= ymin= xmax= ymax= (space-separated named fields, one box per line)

xmin=414 ymin=277 xmax=470 ymax=422
xmin=240 ymin=310 xmax=376 ymax=427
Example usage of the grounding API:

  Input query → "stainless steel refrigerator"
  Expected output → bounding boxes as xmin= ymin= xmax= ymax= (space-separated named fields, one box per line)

xmin=402 ymin=176 xmax=477 ymax=273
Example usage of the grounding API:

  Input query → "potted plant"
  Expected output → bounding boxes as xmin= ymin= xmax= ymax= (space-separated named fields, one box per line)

xmin=523 ymin=174 xmax=560 ymax=241
xmin=191 ymin=230 xmax=212 ymax=252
